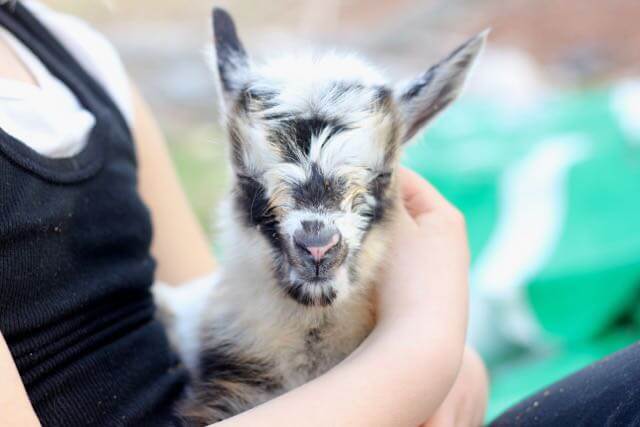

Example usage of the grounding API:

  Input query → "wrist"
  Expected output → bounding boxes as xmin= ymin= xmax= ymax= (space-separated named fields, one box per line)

xmin=343 ymin=315 xmax=465 ymax=425
xmin=376 ymin=296 xmax=468 ymax=350
xmin=367 ymin=312 xmax=466 ymax=373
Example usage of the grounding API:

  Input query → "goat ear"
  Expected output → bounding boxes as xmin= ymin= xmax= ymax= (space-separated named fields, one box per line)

xmin=394 ymin=30 xmax=488 ymax=143
xmin=212 ymin=8 xmax=249 ymax=100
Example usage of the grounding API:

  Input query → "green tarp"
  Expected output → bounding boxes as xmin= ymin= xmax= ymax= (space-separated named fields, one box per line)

xmin=403 ymin=82 xmax=640 ymax=420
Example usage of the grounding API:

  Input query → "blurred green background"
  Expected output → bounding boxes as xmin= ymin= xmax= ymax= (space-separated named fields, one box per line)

xmin=44 ymin=0 xmax=640 ymax=421
xmin=165 ymin=125 xmax=226 ymax=234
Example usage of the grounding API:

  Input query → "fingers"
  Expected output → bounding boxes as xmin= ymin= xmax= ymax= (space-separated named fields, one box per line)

xmin=396 ymin=168 xmax=468 ymax=255
xmin=398 ymin=167 xmax=451 ymax=217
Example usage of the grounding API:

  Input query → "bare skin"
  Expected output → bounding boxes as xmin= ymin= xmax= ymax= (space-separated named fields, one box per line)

xmin=425 ymin=346 xmax=489 ymax=427
xmin=132 ymin=85 xmax=217 ymax=284
xmin=0 ymin=30 xmax=37 ymax=85
xmin=0 ymin=33 xmax=488 ymax=427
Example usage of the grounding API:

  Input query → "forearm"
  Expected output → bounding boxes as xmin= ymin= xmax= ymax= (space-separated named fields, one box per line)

xmin=131 ymin=85 xmax=216 ymax=285
xmin=327 ymin=317 xmax=464 ymax=426
xmin=424 ymin=346 xmax=489 ymax=427
xmin=0 ymin=333 xmax=40 ymax=427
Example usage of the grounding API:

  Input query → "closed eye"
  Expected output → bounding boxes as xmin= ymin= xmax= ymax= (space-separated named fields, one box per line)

xmin=373 ymin=172 xmax=391 ymax=186
xmin=236 ymin=173 xmax=256 ymax=182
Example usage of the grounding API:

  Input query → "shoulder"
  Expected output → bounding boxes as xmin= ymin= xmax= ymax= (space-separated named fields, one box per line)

xmin=24 ymin=0 xmax=134 ymax=126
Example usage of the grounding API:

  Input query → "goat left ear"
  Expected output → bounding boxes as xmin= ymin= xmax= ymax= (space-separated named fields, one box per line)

xmin=212 ymin=8 xmax=250 ymax=102
xmin=394 ymin=30 xmax=488 ymax=143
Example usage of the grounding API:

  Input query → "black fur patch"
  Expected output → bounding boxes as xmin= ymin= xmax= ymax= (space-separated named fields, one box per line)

xmin=198 ymin=343 xmax=280 ymax=391
xmin=268 ymin=116 xmax=349 ymax=160
xmin=401 ymin=63 xmax=438 ymax=101
xmin=212 ymin=8 xmax=248 ymax=93
xmin=227 ymin=120 xmax=246 ymax=170
xmin=406 ymin=96 xmax=454 ymax=139
xmin=401 ymin=34 xmax=478 ymax=103
xmin=263 ymin=111 xmax=293 ymax=121
xmin=234 ymin=175 xmax=281 ymax=249
xmin=372 ymin=85 xmax=393 ymax=110
xmin=400 ymin=62 xmax=457 ymax=141
xmin=305 ymin=327 xmax=322 ymax=345
xmin=181 ymin=342 xmax=282 ymax=424
xmin=366 ymin=172 xmax=392 ymax=226
xmin=444 ymin=33 xmax=479 ymax=64
xmin=284 ymin=280 xmax=337 ymax=307
xmin=237 ymin=87 xmax=279 ymax=112
xmin=292 ymin=163 xmax=344 ymax=210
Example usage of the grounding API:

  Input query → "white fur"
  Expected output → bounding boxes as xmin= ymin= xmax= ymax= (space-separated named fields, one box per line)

xmin=153 ymin=275 xmax=219 ymax=372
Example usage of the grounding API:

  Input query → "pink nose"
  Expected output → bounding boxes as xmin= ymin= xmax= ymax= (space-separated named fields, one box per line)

xmin=306 ymin=233 xmax=340 ymax=262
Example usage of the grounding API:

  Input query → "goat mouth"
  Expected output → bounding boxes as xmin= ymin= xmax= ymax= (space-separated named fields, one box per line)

xmin=285 ymin=245 xmax=348 ymax=282
xmin=291 ymin=264 xmax=340 ymax=284
xmin=307 ymin=275 xmax=332 ymax=284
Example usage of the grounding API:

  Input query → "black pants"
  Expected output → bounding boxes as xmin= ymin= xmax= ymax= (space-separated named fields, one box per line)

xmin=490 ymin=342 xmax=640 ymax=426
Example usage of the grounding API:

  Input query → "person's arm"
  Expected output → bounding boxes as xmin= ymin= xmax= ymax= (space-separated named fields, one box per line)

xmin=131 ymin=86 xmax=216 ymax=284
xmin=212 ymin=168 xmax=472 ymax=426
xmin=0 ymin=333 xmax=40 ymax=427
xmin=0 ymin=35 xmax=41 ymax=427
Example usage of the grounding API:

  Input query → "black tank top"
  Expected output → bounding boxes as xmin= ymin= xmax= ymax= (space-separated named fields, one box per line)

xmin=0 ymin=4 xmax=187 ymax=426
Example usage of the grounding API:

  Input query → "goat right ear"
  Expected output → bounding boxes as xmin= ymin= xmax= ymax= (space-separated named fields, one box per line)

xmin=394 ymin=30 xmax=488 ymax=143
xmin=212 ymin=8 xmax=249 ymax=100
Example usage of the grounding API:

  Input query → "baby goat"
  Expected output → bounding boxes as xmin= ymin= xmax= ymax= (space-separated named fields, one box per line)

xmin=166 ymin=8 xmax=486 ymax=425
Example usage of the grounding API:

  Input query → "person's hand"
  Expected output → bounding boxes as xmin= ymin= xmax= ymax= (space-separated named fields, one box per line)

xmin=422 ymin=346 xmax=489 ymax=427
xmin=384 ymin=170 xmax=484 ymax=427
xmin=371 ymin=167 xmax=473 ymax=424
xmin=377 ymin=167 xmax=470 ymax=327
